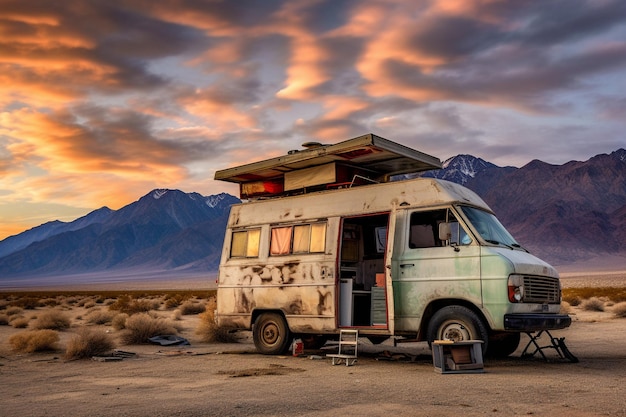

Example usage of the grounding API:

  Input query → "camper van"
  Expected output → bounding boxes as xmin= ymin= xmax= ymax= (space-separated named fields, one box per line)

xmin=214 ymin=134 xmax=571 ymax=356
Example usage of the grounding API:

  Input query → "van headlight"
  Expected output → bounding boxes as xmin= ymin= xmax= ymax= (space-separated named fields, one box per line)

xmin=508 ymin=274 xmax=525 ymax=303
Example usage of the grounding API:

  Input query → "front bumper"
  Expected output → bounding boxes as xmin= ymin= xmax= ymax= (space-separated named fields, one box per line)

xmin=504 ymin=314 xmax=571 ymax=332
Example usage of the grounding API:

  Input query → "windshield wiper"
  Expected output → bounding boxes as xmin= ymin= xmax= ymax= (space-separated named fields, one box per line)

xmin=512 ymin=243 xmax=529 ymax=253
xmin=485 ymin=239 xmax=514 ymax=250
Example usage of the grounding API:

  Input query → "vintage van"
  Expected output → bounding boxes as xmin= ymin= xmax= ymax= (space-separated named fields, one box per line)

xmin=214 ymin=134 xmax=571 ymax=356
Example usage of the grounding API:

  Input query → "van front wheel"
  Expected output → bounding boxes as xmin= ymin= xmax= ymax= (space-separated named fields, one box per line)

xmin=427 ymin=306 xmax=489 ymax=354
xmin=253 ymin=313 xmax=291 ymax=355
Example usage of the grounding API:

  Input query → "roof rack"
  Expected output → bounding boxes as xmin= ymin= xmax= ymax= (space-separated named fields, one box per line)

xmin=214 ymin=133 xmax=442 ymax=199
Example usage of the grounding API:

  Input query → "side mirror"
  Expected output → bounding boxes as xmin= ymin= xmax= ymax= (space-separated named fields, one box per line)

xmin=438 ymin=222 xmax=451 ymax=241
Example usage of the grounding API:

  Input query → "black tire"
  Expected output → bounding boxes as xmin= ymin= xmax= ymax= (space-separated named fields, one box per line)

xmin=427 ymin=305 xmax=489 ymax=355
xmin=253 ymin=312 xmax=291 ymax=355
xmin=487 ymin=332 xmax=521 ymax=357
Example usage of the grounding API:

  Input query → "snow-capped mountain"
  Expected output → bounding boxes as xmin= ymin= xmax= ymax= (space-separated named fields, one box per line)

xmin=0 ymin=190 xmax=240 ymax=278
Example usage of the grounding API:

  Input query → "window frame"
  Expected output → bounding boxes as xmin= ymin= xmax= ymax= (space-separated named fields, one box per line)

xmin=230 ymin=228 xmax=261 ymax=258
xmin=269 ymin=221 xmax=327 ymax=256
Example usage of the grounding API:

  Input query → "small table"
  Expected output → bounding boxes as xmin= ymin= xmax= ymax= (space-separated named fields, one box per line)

xmin=432 ymin=340 xmax=484 ymax=374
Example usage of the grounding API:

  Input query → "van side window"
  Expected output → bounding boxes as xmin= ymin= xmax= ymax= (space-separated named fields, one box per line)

xmin=409 ymin=210 xmax=447 ymax=248
xmin=270 ymin=226 xmax=292 ymax=255
xmin=231 ymin=228 xmax=261 ymax=258
xmin=270 ymin=222 xmax=327 ymax=255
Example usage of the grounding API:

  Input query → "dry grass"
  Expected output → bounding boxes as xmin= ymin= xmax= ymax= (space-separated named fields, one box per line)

xmin=195 ymin=297 xmax=237 ymax=343
xmin=108 ymin=295 xmax=158 ymax=315
xmin=9 ymin=330 xmax=59 ymax=353
xmin=85 ymin=309 xmax=117 ymax=325
xmin=612 ymin=302 xmax=626 ymax=318
xmin=179 ymin=300 xmax=206 ymax=315
xmin=64 ymin=328 xmax=116 ymax=360
xmin=111 ymin=313 xmax=129 ymax=330
xmin=5 ymin=306 xmax=24 ymax=316
xmin=120 ymin=313 xmax=179 ymax=344
xmin=32 ymin=310 xmax=71 ymax=330
xmin=562 ymin=287 xmax=626 ymax=304
xmin=164 ymin=293 xmax=191 ymax=309
xmin=581 ymin=297 xmax=606 ymax=312
xmin=0 ymin=313 xmax=9 ymax=325
xmin=10 ymin=316 xmax=30 ymax=328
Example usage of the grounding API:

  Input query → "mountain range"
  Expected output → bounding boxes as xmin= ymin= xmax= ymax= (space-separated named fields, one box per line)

xmin=0 ymin=148 xmax=624 ymax=284
xmin=0 ymin=191 xmax=239 ymax=280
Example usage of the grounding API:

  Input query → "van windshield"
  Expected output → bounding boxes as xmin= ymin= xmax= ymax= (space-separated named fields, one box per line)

xmin=458 ymin=206 xmax=521 ymax=249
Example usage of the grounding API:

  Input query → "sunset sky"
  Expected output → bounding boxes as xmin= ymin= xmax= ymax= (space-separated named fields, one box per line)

xmin=1 ymin=0 xmax=625 ymax=240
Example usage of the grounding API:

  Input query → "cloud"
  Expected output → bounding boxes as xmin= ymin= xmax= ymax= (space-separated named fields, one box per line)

xmin=1 ymin=0 xmax=626 ymax=239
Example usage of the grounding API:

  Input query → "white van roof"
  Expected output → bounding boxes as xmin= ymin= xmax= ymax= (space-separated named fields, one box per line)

xmin=214 ymin=134 xmax=442 ymax=198
xmin=227 ymin=177 xmax=491 ymax=227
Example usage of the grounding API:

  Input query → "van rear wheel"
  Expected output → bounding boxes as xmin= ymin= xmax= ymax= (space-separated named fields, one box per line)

xmin=253 ymin=313 xmax=290 ymax=355
xmin=427 ymin=305 xmax=489 ymax=355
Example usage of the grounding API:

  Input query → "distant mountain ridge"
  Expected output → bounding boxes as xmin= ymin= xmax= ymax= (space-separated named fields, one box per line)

xmin=0 ymin=190 xmax=239 ymax=277
xmin=420 ymin=148 xmax=626 ymax=264
xmin=0 ymin=148 xmax=624 ymax=282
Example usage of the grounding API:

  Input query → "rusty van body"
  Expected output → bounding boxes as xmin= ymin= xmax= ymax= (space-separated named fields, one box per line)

xmin=214 ymin=134 xmax=571 ymax=355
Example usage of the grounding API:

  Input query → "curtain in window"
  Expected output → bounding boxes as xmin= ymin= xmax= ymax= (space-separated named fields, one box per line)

xmin=270 ymin=227 xmax=292 ymax=255
xmin=246 ymin=229 xmax=261 ymax=257
xmin=310 ymin=223 xmax=326 ymax=252
xmin=293 ymin=225 xmax=310 ymax=253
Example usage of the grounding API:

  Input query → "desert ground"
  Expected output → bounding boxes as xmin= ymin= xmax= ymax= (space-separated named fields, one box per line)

xmin=1 ymin=271 xmax=625 ymax=417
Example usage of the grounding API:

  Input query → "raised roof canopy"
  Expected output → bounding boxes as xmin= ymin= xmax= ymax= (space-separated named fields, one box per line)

xmin=214 ymin=133 xmax=442 ymax=199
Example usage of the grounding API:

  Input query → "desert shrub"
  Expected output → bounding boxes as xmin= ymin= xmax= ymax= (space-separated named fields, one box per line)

xmin=111 ymin=313 xmax=129 ymax=330
xmin=0 ymin=313 xmax=9 ymax=325
xmin=64 ymin=328 xmax=115 ymax=360
xmin=64 ymin=297 xmax=79 ymax=305
xmin=86 ymin=309 xmax=116 ymax=325
xmin=562 ymin=287 xmax=626 ymax=304
xmin=32 ymin=310 xmax=71 ymax=330
xmin=179 ymin=300 xmax=206 ymax=315
xmin=564 ymin=295 xmax=581 ymax=306
xmin=172 ymin=309 xmax=182 ymax=321
xmin=195 ymin=297 xmax=237 ymax=343
xmin=11 ymin=296 xmax=41 ymax=309
xmin=5 ymin=306 xmax=23 ymax=316
xmin=10 ymin=316 xmax=30 ymax=328
xmin=120 ymin=313 xmax=179 ymax=344
xmin=612 ymin=302 xmax=626 ymax=318
xmin=164 ymin=294 xmax=190 ymax=309
xmin=83 ymin=301 xmax=96 ymax=309
xmin=41 ymin=298 xmax=60 ymax=307
xmin=560 ymin=301 xmax=572 ymax=314
xmin=9 ymin=330 xmax=59 ymax=353
xmin=108 ymin=295 xmax=155 ymax=315
xmin=581 ymin=297 xmax=605 ymax=312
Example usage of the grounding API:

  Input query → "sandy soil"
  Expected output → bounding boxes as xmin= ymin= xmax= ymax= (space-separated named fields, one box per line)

xmin=1 ymin=290 xmax=625 ymax=417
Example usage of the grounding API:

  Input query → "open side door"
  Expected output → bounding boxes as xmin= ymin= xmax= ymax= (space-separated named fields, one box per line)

xmin=384 ymin=206 xmax=397 ymax=335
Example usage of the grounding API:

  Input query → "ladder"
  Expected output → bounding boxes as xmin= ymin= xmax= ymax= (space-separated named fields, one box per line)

xmin=327 ymin=330 xmax=359 ymax=366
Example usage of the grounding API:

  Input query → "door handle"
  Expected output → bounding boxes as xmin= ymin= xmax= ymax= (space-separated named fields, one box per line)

xmin=400 ymin=263 xmax=415 ymax=268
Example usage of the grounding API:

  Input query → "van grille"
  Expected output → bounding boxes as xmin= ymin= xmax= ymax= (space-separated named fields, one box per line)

xmin=523 ymin=276 xmax=561 ymax=304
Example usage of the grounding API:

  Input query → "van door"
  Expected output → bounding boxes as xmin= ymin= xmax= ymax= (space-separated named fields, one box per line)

xmin=338 ymin=213 xmax=391 ymax=329
xmin=392 ymin=207 xmax=481 ymax=332
xmin=383 ymin=207 xmax=396 ymax=335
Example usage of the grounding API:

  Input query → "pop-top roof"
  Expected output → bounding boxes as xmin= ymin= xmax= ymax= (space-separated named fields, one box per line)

xmin=214 ymin=133 xmax=442 ymax=198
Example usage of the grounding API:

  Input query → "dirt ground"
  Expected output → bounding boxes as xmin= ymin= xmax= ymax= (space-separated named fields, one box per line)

xmin=1 ymin=282 xmax=625 ymax=417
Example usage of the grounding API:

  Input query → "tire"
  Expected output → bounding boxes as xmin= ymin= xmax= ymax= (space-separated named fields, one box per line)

xmin=487 ymin=332 xmax=521 ymax=357
xmin=253 ymin=313 xmax=291 ymax=355
xmin=427 ymin=305 xmax=489 ymax=355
